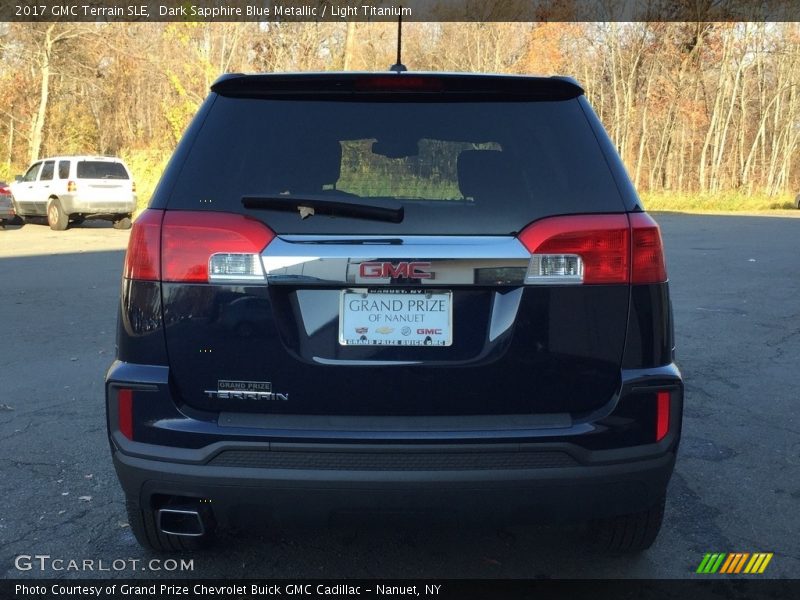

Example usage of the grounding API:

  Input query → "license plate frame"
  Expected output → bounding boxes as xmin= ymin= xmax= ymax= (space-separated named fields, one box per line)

xmin=338 ymin=288 xmax=453 ymax=347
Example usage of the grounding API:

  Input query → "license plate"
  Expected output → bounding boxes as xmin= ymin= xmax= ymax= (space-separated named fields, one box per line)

xmin=339 ymin=289 xmax=453 ymax=347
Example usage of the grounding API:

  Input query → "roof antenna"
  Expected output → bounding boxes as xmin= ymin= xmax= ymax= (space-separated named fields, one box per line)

xmin=389 ymin=10 xmax=407 ymax=73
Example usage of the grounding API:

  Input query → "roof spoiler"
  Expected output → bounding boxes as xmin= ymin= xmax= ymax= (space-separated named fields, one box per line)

xmin=211 ymin=72 xmax=584 ymax=100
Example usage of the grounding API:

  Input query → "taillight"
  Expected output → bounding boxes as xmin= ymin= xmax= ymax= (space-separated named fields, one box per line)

xmin=629 ymin=212 xmax=667 ymax=284
xmin=656 ymin=390 xmax=670 ymax=441
xmin=518 ymin=215 xmax=630 ymax=284
xmin=123 ymin=210 xmax=275 ymax=283
xmin=161 ymin=211 xmax=275 ymax=282
xmin=131 ymin=181 xmax=137 ymax=193
xmin=124 ymin=209 xmax=163 ymax=280
xmin=517 ymin=213 xmax=667 ymax=285
xmin=67 ymin=180 xmax=77 ymax=192
xmin=118 ymin=388 xmax=134 ymax=440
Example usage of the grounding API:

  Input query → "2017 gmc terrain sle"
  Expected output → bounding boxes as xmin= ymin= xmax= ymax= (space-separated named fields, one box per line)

xmin=106 ymin=72 xmax=682 ymax=553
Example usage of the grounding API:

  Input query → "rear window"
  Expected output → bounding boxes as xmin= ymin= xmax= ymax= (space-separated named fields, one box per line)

xmin=76 ymin=161 xmax=129 ymax=180
xmin=163 ymin=97 xmax=624 ymax=235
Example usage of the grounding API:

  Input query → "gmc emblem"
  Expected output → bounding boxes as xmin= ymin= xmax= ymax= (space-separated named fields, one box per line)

xmin=359 ymin=261 xmax=434 ymax=279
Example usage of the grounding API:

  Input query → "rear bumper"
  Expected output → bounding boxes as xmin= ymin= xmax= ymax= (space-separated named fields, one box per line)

xmin=107 ymin=361 xmax=682 ymax=524
xmin=113 ymin=444 xmax=675 ymax=524
xmin=60 ymin=193 xmax=136 ymax=215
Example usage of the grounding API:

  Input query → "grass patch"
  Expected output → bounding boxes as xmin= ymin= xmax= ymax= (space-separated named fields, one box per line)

xmin=120 ymin=148 xmax=172 ymax=214
xmin=641 ymin=191 xmax=797 ymax=213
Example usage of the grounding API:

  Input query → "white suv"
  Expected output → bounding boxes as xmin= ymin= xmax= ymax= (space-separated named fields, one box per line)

xmin=11 ymin=156 xmax=137 ymax=230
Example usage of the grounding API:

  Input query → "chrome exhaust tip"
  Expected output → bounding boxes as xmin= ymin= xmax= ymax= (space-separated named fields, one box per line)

xmin=157 ymin=507 xmax=206 ymax=537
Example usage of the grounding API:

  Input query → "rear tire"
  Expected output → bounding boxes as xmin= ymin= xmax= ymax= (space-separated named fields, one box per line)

xmin=125 ymin=499 xmax=211 ymax=553
xmin=113 ymin=215 xmax=132 ymax=230
xmin=47 ymin=200 xmax=68 ymax=231
xmin=588 ymin=494 xmax=666 ymax=553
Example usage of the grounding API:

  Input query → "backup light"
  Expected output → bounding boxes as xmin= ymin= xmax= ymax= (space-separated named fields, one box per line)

xmin=526 ymin=254 xmax=583 ymax=284
xmin=209 ymin=253 xmax=264 ymax=281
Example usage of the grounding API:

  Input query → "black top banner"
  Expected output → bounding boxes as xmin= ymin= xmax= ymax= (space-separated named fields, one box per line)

xmin=3 ymin=0 xmax=800 ymax=22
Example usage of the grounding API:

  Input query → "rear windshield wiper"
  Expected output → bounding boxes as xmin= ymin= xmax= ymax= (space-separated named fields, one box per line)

xmin=242 ymin=195 xmax=404 ymax=224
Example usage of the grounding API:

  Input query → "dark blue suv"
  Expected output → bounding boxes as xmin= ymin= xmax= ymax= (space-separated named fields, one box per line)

xmin=106 ymin=72 xmax=682 ymax=552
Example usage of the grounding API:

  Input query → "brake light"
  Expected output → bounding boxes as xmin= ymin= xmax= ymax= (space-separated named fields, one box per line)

xmin=656 ymin=390 xmax=670 ymax=441
xmin=67 ymin=180 xmax=77 ymax=192
xmin=517 ymin=213 xmax=667 ymax=285
xmin=355 ymin=76 xmax=444 ymax=91
xmin=118 ymin=388 xmax=133 ymax=440
xmin=161 ymin=211 xmax=275 ymax=282
xmin=124 ymin=209 xmax=162 ymax=280
xmin=629 ymin=212 xmax=667 ymax=284
xmin=518 ymin=215 xmax=630 ymax=284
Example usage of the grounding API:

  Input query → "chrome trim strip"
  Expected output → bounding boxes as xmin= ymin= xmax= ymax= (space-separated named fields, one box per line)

xmin=262 ymin=235 xmax=531 ymax=286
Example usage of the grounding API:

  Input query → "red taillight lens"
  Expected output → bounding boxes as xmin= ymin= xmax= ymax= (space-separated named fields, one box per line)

xmin=629 ymin=212 xmax=667 ymax=284
xmin=161 ymin=211 xmax=275 ymax=282
xmin=118 ymin=388 xmax=134 ymax=440
xmin=656 ymin=390 xmax=670 ymax=441
xmin=124 ymin=209 xmax=163 ymax=281
xmin=517 ymin=213 xmax=668 ymax=285
xmin=67 ymin=180 xmax=77 ymax=192
xmin=518 ymin=215 xmax=630 ymax=284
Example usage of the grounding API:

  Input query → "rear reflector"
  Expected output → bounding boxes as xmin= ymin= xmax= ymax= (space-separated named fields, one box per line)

xmin=656 ymin=390 xmax=670 ymax=441
xmin=118 ymin=388 xmax=133 ymax=440
xmin=124 ymin=209 xmax=163 ymax=281
xmin=518 ymin=215 xmax=630 ymax=284
xmin=161 ymin=212 xmax=274 ymax=282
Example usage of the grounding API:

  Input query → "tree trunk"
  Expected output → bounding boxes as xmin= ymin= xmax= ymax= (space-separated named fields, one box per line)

xmin=29 ymin=24 xmax=55 ymax=164
xmin=343 ymin=23 xmax=356 ymax=70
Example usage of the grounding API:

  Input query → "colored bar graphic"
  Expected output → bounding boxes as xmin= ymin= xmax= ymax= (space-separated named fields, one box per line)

xmin=702 ymin=552 xmax=773 ymax=574
xmin=720 ymin=553 xmax=750 ymax=574
xmin=734 ymin=553 xmax=750 ymax=573
xmin=757 ymin=553 xmax=773 ymax=573
xmin=720 ymin=553 xmax=736 ymax=573
xmin=697 ymin=553 xmax=727 ymax=574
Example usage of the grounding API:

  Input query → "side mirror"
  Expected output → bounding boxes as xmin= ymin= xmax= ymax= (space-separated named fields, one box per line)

xmin=14 ymin=175 xmax=22 ymax=182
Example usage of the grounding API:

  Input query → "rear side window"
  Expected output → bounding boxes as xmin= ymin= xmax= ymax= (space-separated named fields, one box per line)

xmin=77 ymin=161 xmax=129 ymax=180
xmin=163 ymin=97 xmax=625 ymax=235
xmin=40 ymin=161 xmax=55 ymax=180
xmin=58 ymin=161 xmax=69 ymax=179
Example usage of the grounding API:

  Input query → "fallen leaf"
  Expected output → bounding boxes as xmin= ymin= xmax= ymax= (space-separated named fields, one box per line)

xmin=78 ymin=496 xmax=92 ymax=502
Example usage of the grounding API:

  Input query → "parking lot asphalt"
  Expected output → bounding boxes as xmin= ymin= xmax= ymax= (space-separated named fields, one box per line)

xmin=0 ymin=213 xmax=798 ymax=579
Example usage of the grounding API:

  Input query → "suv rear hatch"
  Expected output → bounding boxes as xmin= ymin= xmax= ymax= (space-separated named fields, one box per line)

xmin=75 ymin=159 xmax=132 ymax=205
xmin=142 ymin=73 xmax=656 ymax=417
